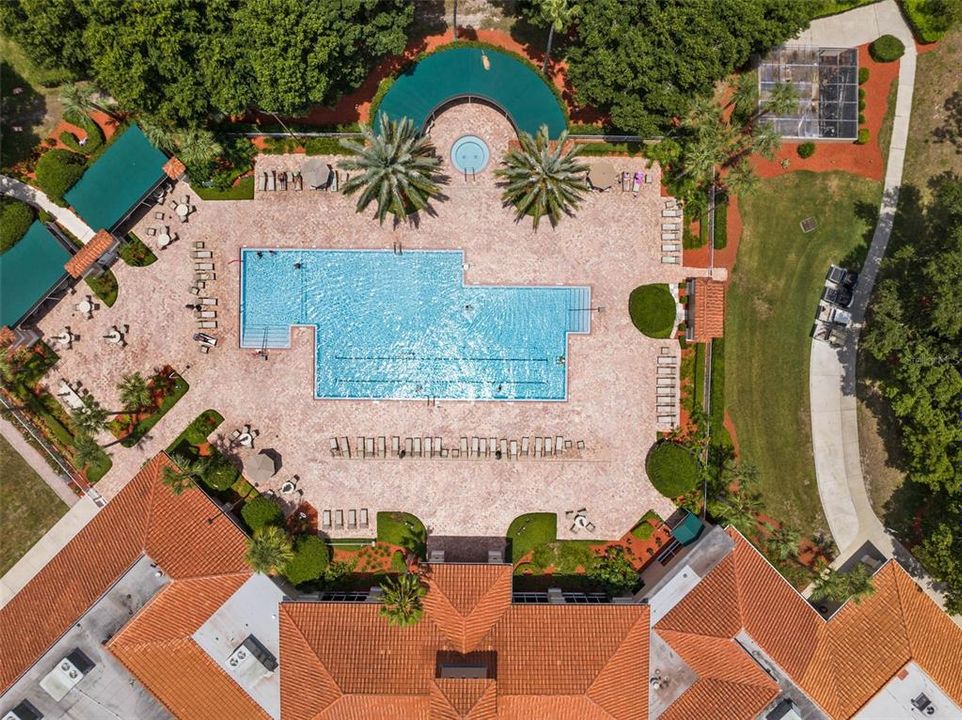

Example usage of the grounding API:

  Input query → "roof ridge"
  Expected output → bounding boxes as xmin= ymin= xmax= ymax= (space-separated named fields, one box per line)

xmin=586 ymin=612 xmax=649 ymax=719
xmin=279 ymin=603 xmax=346 ymax=696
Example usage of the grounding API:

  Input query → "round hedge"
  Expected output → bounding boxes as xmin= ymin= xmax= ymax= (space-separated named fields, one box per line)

xmin=35 ymin=149 xmax=86 ymax=205
xmin=646 ymin=442 xmax=700 ymax=498
xmin=797 ymin=142 xmax=816 ymax=159
xmin=628 ymin=284 xmax=676 ymax=338
xmin=870 ymin=35 xmax=904 ymax=62
xmin=241 ymin=494 xmax=283 ymax=532
xmin=203 ymin=457 xmax=239 ymax=491
xmin=0 ymin=198 xmax=36 ymax=253
xmin=284 ymin=535 xmax=329 ymax=586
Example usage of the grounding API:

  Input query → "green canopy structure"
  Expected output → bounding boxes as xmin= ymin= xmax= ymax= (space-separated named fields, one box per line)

xmin=64 ymin=124 xmax=169 ymax=232
xmin=0 ymin=221 xmax=70 ymax=327
xmin=670 ymin=512 xmax=704 ymax=545
xmin=375 ymin=46 xmax=567 ymax=138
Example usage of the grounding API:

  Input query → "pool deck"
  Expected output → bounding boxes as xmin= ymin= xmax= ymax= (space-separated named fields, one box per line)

xmin=38 ymin=103 xmax=719 ymax=540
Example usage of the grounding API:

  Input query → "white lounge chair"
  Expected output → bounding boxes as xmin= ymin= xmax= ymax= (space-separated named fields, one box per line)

xmin=348 ymin=510 xmax=357 ymax=529
xmin=199 ymin=297 xmax=217 ymax=306
xmin=195 ymin=262 xmax=214 ymax=270
xmin=322 ymin=510 xmax=332 ymax=529
xmin=661 ymin=256 xmax=681 ymax=264
xmin=334 ymin=510 xmax=344 ymax=529
xmin=192 ymin=251 xmax=212 ymax=259
xmin=197 ymin=320 xmax=217 ymax=329
xmin=359 ymin=508 xmax=369 ymax=529
xmin=195 ymin=310 xmax=216 ymax=319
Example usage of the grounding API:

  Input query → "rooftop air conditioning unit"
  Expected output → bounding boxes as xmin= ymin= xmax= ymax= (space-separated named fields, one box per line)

xmin=4 ymin=701 xmax=42 ymax=720
xmin=39 ymin=650 xmax=93 ymax=702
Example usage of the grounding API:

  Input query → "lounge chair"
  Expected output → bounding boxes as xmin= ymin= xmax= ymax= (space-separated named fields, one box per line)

xmin=192 ymin=251 xmax=212 ymax=259
xmin=359 ymin=508 xmax=369 ymax=529
xmin=194 ymin=241 xmax=205 ymax=249
xmin=510 ymin=440 xmax=518 ymax=457
xmin=556 ymin=436 xmax=564 ymax=453
xmin=267 ymin=171 xmax=276 ymax=191
xmin=340 ymin=436 xmax=351 ymax=458
xmin=391 ymin=436 xmax=400 ymax=456
xmin=657 ymin=366 xmax=675 ymax=376
xmin=534 ymin=437 xmax=543 ymax=457
xmin=278 ymin=172 xmax=288 ymax=191
xmin=199 ymin=297 xmax=217 ymax=306
xmin=545 ymin=437 xmax=554 ymax=455
xmin=195 ymin=310 xmax=216 ymax=319
xmin=322 ymin=510 xmax=332 ymax=530
xmin=499 ymin=439 xmax=508 ymax=457
xmin=147 ymin=227 xmax=157 ymax=237
xmin=489 ymin=438 xmax=497 ymax=456
xmin=460 ymin=437 xmax=468 ymax=456
xmin=657 ymin=377 xmax=675 ymax=387
xmin=661 ymin=256 xmax=681 ymax=264
xmin=405 ymin=437 xmax=413 ymax=456
xmin=657 ymin=356 xmax=678 ymax=366
xmin=662 ymin=243 xmax=681 ymax=252
xmin=658 ymin=415 xmax=676 ymax=424
xmin=347 ymin=509 xmax=357 ymax=529
xmin=632 ymin=172 xmax=642 ymax=192
xmin=657 ymin=387 xmax=675 ymax=396
xmin=335 ymin=510 xmax=344 ymax=529
xmin=366 ymin=437 xmax=376 ymax=458
xmin=189 ymin=285 xmax=200 ymax=296
xmin=663 ymin=222 xmax=681 ymax=230
xmin=577 ymin=440 xmax=585 ymax=449
xmin=413 ymin=437 xmax=421 ymax=457
xmin=424 ymin=437 xmax=432 ymax=457
xmin=377 ymin=436 xmax=386 ymax=458
xmin=199 ymin=345 xmax=210 ymax=354
xmin=479 ymin=438 xmax=487 ymax=456
xmin=471 ymin=437 xmax=480 ymax=457
xmin=330 ymin=438 xmax=339 ymax=457
xmin=521 ymin=437 xmax=529 ymax=456
xmin=195 ymin=262 xmax=214 ymax=270
xmin=434 ymin=437 xmax=442 ymax=456
xmin=197 ymin=320 xmax=217 ymax=329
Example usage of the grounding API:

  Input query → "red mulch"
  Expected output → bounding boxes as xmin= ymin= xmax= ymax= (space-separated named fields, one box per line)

xmin=332 ymin=542 xmax=408 ymax=573
xmin=48 ymin=109 xmax=119 ymax=152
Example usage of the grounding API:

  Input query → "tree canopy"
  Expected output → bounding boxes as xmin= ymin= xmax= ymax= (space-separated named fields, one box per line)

xmin=1 ymin=0 xmax=414 ymax=124
xmin=562 ymin=0 xmax=809 ymax=136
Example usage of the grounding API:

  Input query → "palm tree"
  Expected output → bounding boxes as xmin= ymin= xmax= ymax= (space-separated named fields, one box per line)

xmin=339 ymin=113 xmax=443 ymax=225
xmin=762 ymin=82 xmax=800 ymax=120
xmin=171 ymin=128 xmax=223 ymax=168
xmin=60 ymin=83 xmax=96 ymax=119
xmin=723 ymin=159 xmax=759 ymax=197
xmin=379 ymin=572 xmax=426 ymax=627
xmin=539 ymin=0 xmax=579 ymax=73
xmin=496 ymin=125 xmax=588 ymax=230
xmin=70 ymin=399 xmax=109 ymax=436
xmin=141 ymin=121 xmax=177 ymax=153
xmin=161 ymin=456 xmax=210 ymax=496
xmin=709 ymin=482 xmax=763 ymax=538
xmin=72 ymin=433 xmax=102 ymax=471
xmin=246 ymin=526 xmax=294 ymax=575
xmin=117 ymin=372 xmax=152 ymax=413
xmin=766 ymin=524 xmax=801 ymax=562
xmin=728 ymin=72 xmax=758 ymax=125
xmin=811 ymin=565 xmax=876 ymax=605
xmin=750 ymin=122 xmax=782 ymax=161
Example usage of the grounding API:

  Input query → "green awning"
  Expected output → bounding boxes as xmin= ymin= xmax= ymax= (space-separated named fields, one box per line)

xmin=376 ymin=46 xmax=567 ymax=138
xmin=64 ymin=124 xmax=168 ymax=231
xmin=671 ymin=512 xmax=704 ymax=545
xmin=0 ymin=221 xmax=70 ymax=327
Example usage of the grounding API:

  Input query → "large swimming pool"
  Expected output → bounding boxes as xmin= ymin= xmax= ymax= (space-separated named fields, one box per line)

xmin=240 ymin=249 xmax=591 ymax=400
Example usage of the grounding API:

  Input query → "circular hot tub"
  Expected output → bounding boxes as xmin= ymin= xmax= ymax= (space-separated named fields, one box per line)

xmin=450 ymin=135 xmax=490 ymax=174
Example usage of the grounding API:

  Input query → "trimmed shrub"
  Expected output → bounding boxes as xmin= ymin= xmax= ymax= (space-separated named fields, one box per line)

xmin=118 ymin=233 xmax=157 ymax=266
xmin=856 ymin=128 xmax=870 ymax=145
xmin=797 ymin=142 xmax=816 ymax=159
xmin=646 ymin=442 xmax=700 ymax=498
xmin=0 ymin=197 xmax=36 ymax=253
xmin=35 ymin=149 xmax=86 ymax=205
xmin=713 ymin=203 xmax=728 ymax=250
xmin=59 ymin=113 xmax=104 ymax=156
xmin=241 ymin=494 xmax=284 ymax=532
xmin=284 ymin=535 xmax=330 ymax=585
xmin=203 ymin=456 xmax=239 ymax=491
xmin=858 ymin=67 xmax=870 ymax=85
xmin=628 ymin=284 xmax=676 ymax=338
xmin=869 ymin=35 xmax=905 ymax=62
xmin=858 ymin=113 xmax=866 ymax=125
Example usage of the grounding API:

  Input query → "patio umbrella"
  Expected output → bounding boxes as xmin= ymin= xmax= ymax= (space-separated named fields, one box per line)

xmin=302 ymin=158 xmax=331 ymax=189
xmin=244 ymin=452 xmax=277 ymax=484
xmin=588 ymin=161 xmax=618 ymax=190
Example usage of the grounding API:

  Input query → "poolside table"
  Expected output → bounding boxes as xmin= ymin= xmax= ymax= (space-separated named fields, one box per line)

xmin=157 ymin=233 xmax=172 ymax=249
xmin=175 ymin=204 xmax=189 ymax=220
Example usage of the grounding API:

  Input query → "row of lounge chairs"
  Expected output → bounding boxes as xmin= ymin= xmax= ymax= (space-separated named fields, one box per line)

xmin=260 ymin=170 xmax=304 ymax=192
xmin=622 ymin=170 xmax=654 ymax=194
xmin=191 ymin=240 xmax=219 ymax=335
xmin=656 ymin=347 xmax=679 ymax=427
xmin=661 ymin=198 xmax=683 ymax=264
xmin=330 ymin=435 xmax=587 ymax=460
xmin=321 ymin=508 xmax=369 ymax=531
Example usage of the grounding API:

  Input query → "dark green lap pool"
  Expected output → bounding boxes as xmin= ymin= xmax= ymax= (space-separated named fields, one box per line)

xmin=375 ymin=45 xmax=566 ymax=138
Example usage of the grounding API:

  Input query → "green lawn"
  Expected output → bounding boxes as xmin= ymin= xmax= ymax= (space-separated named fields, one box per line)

xmin=194 ymin=176 xmax=255 ymax=201
xmin=0 ymin=434 xmax=68 ymax=575
xmin=506 ymin=512 xmax=556 ymax=562
xmin=375 ymin=511 xmax=426 ymax=558
xmin=727 ymin=171 xmax=881 ymax=535
xmin=85 ymin=269 xmax=118 ymax=307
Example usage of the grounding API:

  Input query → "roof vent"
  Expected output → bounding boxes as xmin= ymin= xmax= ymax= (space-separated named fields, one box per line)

xmin=912 ymin=694 xmax=932 ymax=712
xmin=547 ymin=588 xmax=565 ymax=604
xmin=39 ymin=650 xmax=94 ymax=702
xmin=3 ymin=701 xmax=42 ymax=720
xmin=227 ymin=635 xmax=277 ymax=675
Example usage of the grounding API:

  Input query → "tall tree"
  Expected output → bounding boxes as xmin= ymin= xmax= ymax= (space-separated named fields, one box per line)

xmin=0 ymin=0 xmax=88 ymax=77
xmin=536 ymin=0 xmax=579 ymax=73
xmin=70 ymin=397 xmax=108 ymax=436
xmin=246 ymin=526 xmax=294 ymax=575
xmin=766 ymin=524 xmax=801 ymax=561
xmin=724 ymin=159 xmax=759 ymax=197
xmin=379 ymin=572 xmax=426 ymax=627
xmin=339 ymin=114 xmax=443 ymax=225
xmin=161 ymin=457 xmax=211 ymax=496
xmin=495 ymin=125 xmax=589 ymax=230
xmin=117 ymin=371 xmax=151 ymax=413
xmin=811 ymin=565 xmax=876 ymax=605
xmin=72 ymin=432 xmax=102 ymax=471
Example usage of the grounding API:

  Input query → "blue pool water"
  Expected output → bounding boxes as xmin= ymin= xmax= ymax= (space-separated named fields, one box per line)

xmin=240 ymin=249 xmax=590 ymax=400
xmin=451 ymin=135 xmax=490 ymax=173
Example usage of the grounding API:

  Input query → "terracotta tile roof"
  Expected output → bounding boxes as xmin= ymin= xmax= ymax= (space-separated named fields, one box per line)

xmin=690 ymin=277 xmax=726 ymax=342
xmin=656 ymin=528 xmax=962 ymax=719
xmin=280 ymin=565 xmax=650 ymax=719
xmin=64 ymin=229 xmax=115 ymax=278
xmin=0 ymin=453 xmax=251 ymax=701
xmin=163 ymin=156 xmax=186 ymax=180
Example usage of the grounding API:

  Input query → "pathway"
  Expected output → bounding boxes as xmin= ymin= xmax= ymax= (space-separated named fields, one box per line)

xmin=802 ymin=2 xmax=956 ymax=619
xmin=0 ymin=416 xmax=79 ymax=507
xmin=0 ymin=174 xmax=95 ymax=243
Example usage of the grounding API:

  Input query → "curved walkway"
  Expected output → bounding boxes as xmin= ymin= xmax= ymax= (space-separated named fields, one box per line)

xmin=0 ymin=174 xmax=95 ymax=243
xmin=803 ymin=2 xmax=955 ymax=617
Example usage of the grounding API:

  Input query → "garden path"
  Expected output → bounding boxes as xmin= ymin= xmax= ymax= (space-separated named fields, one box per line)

xmin=0 ymin=174 xmax=95 ymax=243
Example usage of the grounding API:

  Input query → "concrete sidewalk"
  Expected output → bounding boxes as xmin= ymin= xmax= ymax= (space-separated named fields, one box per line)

xmin=0 ymin=174 xmax=95 ymax=242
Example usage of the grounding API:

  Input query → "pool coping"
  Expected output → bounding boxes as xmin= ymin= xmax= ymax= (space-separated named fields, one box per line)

xmin=237 ymin=247 xmax=592 ymax=403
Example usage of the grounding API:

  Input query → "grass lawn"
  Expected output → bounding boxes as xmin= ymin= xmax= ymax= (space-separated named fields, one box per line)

xmin=194 ymin=176 xmax=255 ymax=201
xmin=727 ymin=171 xmax=881 ymax=535
xmin=0 ymin=434 xmax=68 ymax=575
xmin=628 ymin=284 xmax=676 ymax=338
xmin=85 ymin=269 xmax=118 ymax=307
xmin=506 ymin=512 xmax=556 ymax=562
xmin=375 ymin=511 xmax=426 ymax=557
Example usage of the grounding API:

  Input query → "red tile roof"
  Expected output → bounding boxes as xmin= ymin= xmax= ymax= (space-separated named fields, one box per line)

xmin=690 ymin=277 xmax=726 ymax=342
xmin=64 ymin=229 xmax=115 ymax=278
xmin=0 ymin=452 xmax=253 ymax=713
xmin=656 ymin=529 xmax=962 ymax=719
xmin=280 ymin=564 xmax=650 ymax=719
xmin=163 ymin=156 xmax=186 ymax=180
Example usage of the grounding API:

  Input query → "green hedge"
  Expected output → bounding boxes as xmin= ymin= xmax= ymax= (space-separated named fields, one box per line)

xmin=714 ymin=203 xmax=728 ymax=250
xmin=114 ymin=374 xmax=189 ymax=447
xmin=797 ymin=142 xmax=816 ymax=159
xmin=203 ymin=456 xmax=239 ymax=491
xmin=900 ymin=0 xmax=951 ymax=42
xmin=858 ymin=67 xmax=870 ymax=85
xmin=708 ymin=338 xmax=731 ymax=449
xmin=241 ymin=494 xmax=284 ymax=532
xmin=0 ymin=197 xmax=36 ymax=253
xmin=367 ymin=76 xmax=396 ymax=123
xmin=870 ymin=35 xmax=905 ymax=62
xmin=284 ymin=535 xmax=330 ymax=585
xmin=628 ymin=284 xmax=676 ymax=338
xmin=167 ymin=409 xmax=224 ymax=451
xmin=646 ymin=442 xmax=700 ymax=498
xmin=857 ymin=128 xmax=870 ymax=145
xmin=35 ymin=149 xmax=85 ymax=205
xmin=576 ymin=141 xmax=645 ymax=157
xmin=60 ymin=111 xmax=104 ymax=155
